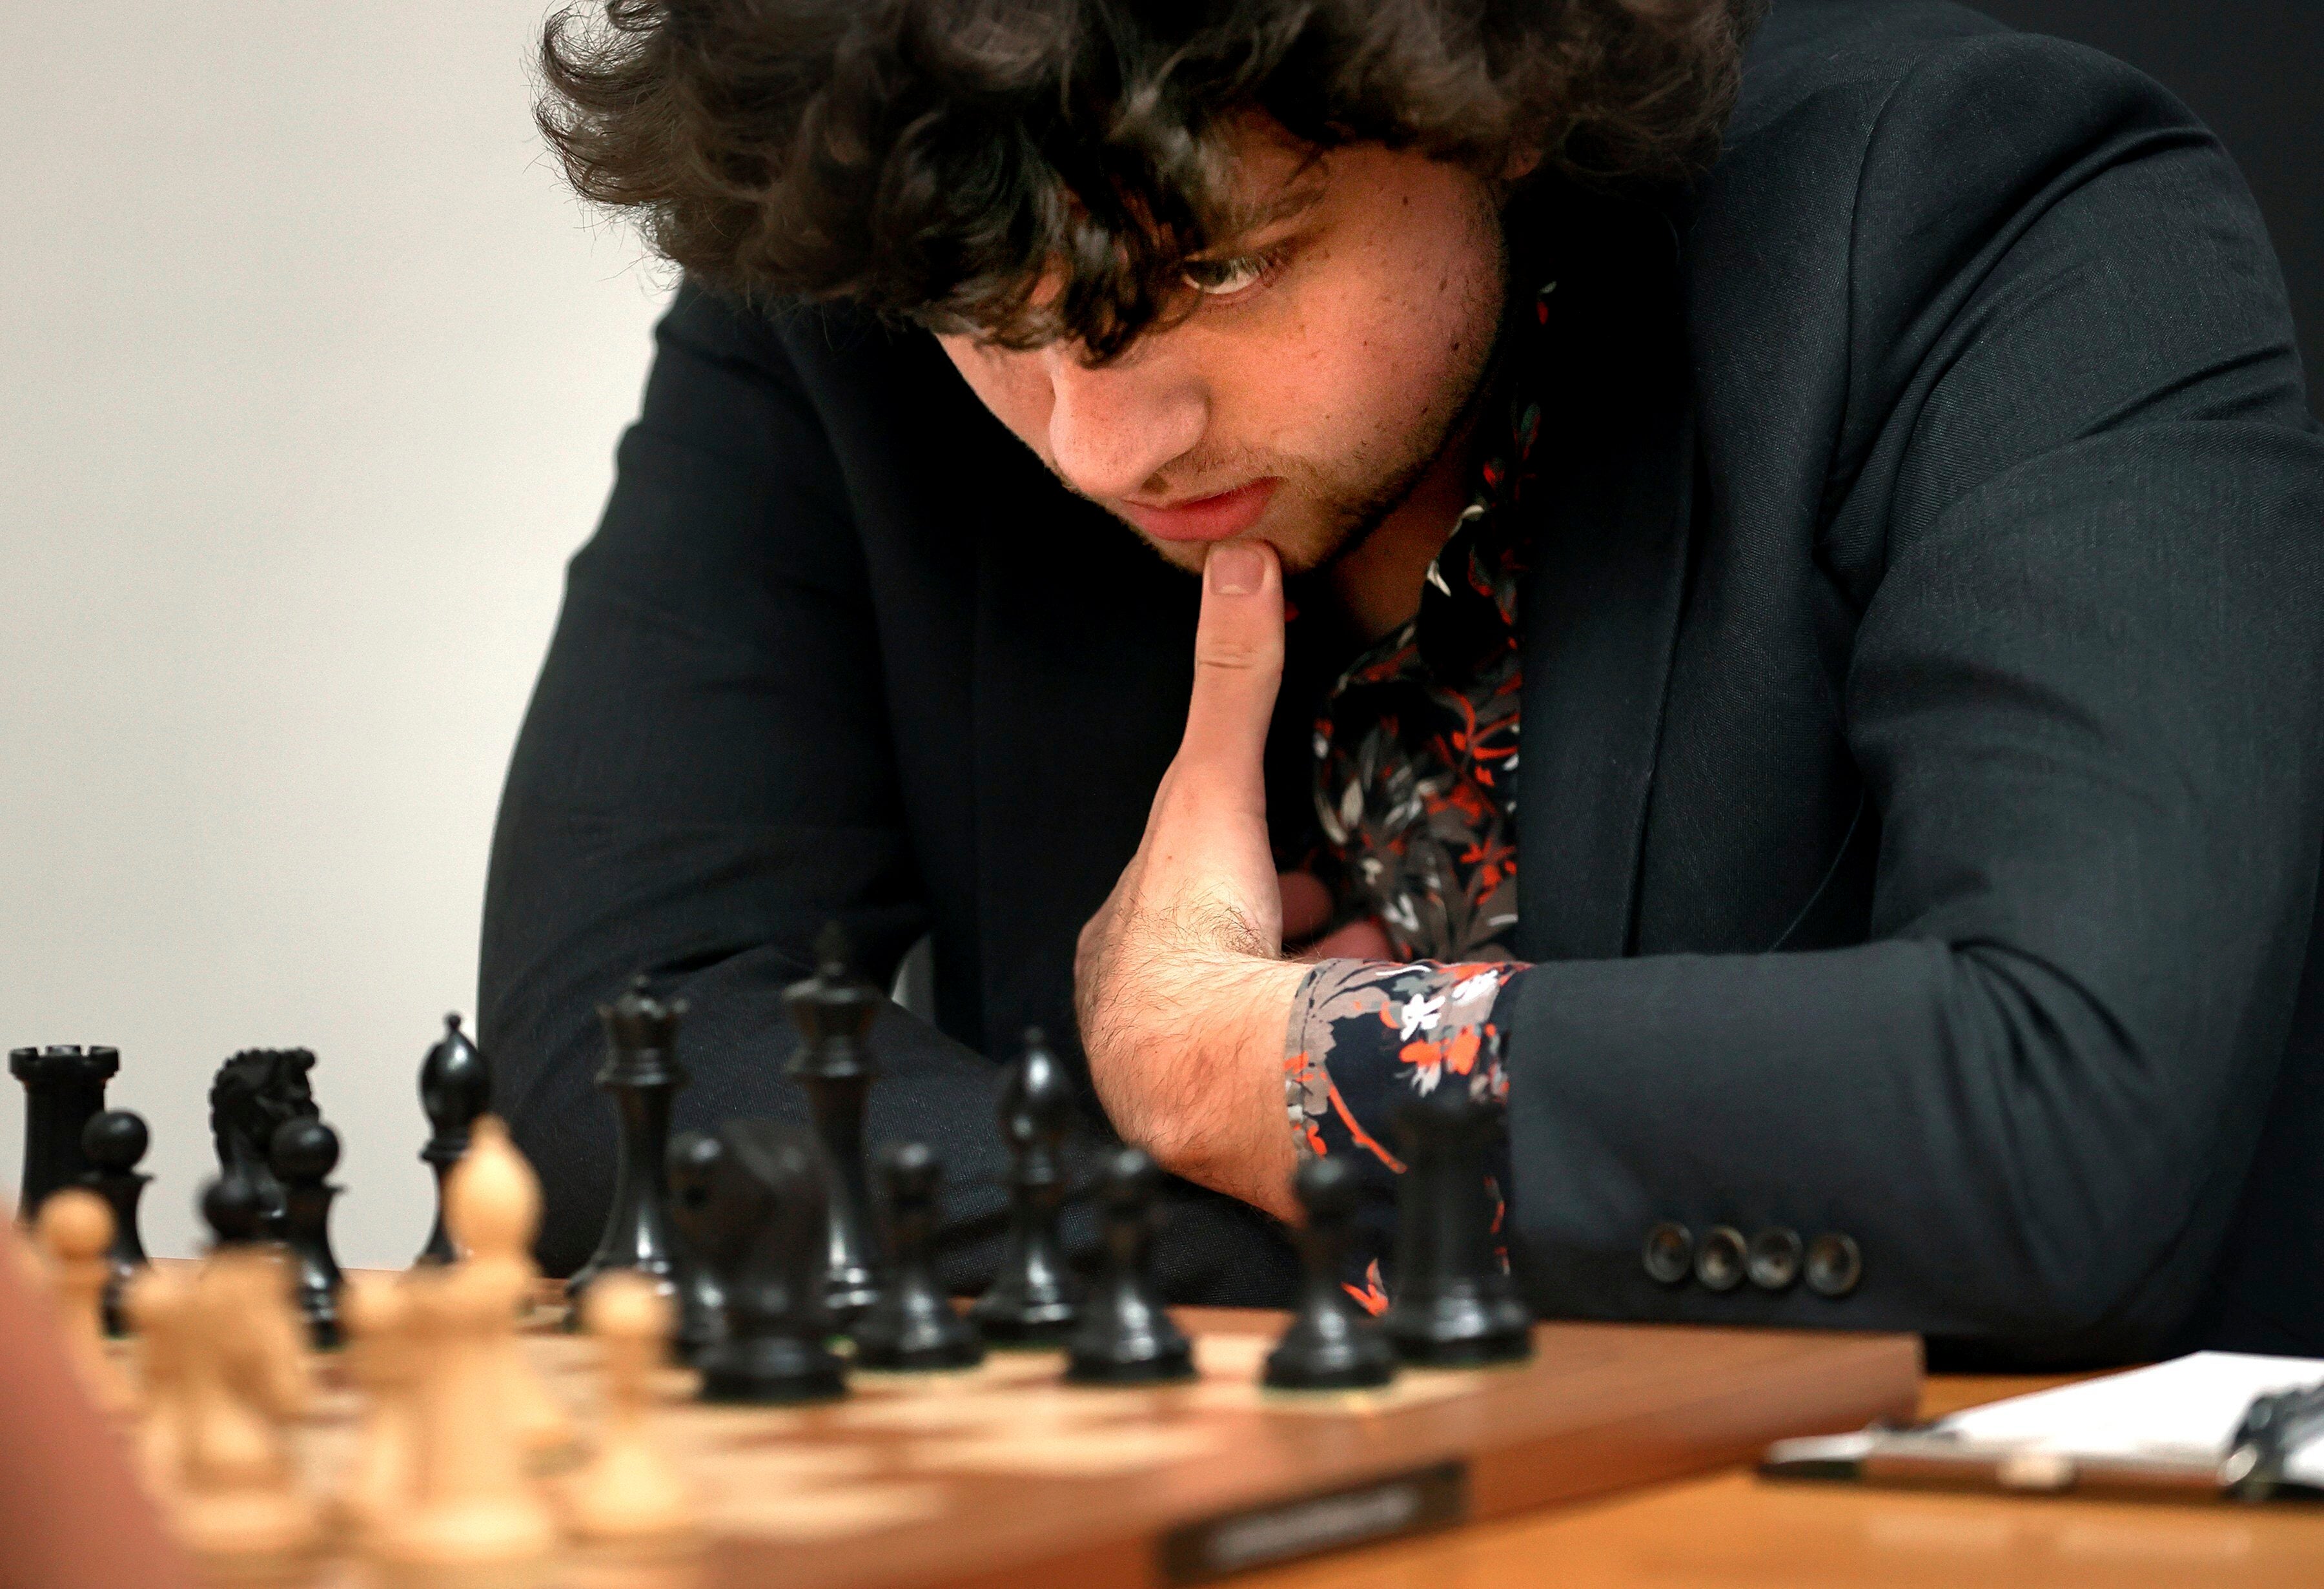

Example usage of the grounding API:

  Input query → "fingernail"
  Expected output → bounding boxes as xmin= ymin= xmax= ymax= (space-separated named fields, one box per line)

xmin=1209 ymin=542 xmax=1265 ymax=595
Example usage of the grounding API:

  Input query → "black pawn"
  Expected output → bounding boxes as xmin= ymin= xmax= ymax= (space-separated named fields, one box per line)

xmin=568 ymin=978 xmax=690 ymax=1320
xmin=970 ymin=1028 xmax=1081 ymax=1346
xmin=674 ymin=1120 xmax=848 ymax=1404
xmin=79 ymin=1109 xmax=152 ymax=1338
xmin=1264 ymin=1156 xmax=1398 ymax=1391
xmin=1065 ymin=1147 xmax=1194 ymax=1385
xmin=270 ymin=1116 xmax=345 ymax=1349
xmin=200 ymin=1165 xmax=268 ymax=1250
xmin=666 ymin=1130 xmax=729 ymax=1364
xmin=783 ymin=923 xmax=883 ymax=1324
xmin=854 ymin=1143 xmax=984 ymax=1372
xmin=415 ymin=1014 xmax=491 ymax=1265
xmin=1379 ymin=1084 xmax=1533 ymax=1367
xmin=12 ymin=1044 xmax=119 ymax=1220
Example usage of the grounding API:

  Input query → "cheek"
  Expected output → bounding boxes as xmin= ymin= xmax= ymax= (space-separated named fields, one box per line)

xmin=1245 ymin=246 xmax=1498 ymax=459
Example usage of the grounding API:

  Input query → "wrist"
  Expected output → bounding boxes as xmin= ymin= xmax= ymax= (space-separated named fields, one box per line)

xmin=1108 ymin=950 xmax=1307 ymax=1220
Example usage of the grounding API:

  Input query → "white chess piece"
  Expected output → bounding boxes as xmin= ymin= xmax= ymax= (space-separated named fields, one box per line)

xmin=34 ymin=1189 xmax=134 ymax=1417
xmin=174 ymin=1240 xmax=321 ymax=1580
xmin=338 ymin=1273 xmax=419 ymax=1546
xmin=368 ymin=1117 xmax=560 ymax=1588
xmin=566 ymin=1271 xmax=697 ymax=1545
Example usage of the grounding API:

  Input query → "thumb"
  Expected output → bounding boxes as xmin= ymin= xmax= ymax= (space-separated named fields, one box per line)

xmin=1178 ymin=540 xmax=1284 ymax=783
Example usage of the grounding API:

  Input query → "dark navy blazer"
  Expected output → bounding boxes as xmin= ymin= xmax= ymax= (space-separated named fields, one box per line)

xmin=483 ymin=0 xmax=2324 ymax=1365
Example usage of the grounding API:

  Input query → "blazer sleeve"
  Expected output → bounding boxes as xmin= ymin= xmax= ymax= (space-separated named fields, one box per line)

xmin=480 ymin=284 xmax=1008 ymax=1275
xmin=1498 ymin=36 xmax=2324 ymax=1362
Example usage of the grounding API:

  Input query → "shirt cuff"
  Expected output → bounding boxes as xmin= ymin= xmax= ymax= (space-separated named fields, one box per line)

xmin=1282 ymin=956 xmax=1530 ymax=1311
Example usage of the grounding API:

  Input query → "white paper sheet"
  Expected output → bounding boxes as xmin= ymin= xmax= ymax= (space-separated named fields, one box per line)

xmin=1937 ymin=1351 xmax=2324 ymax=1481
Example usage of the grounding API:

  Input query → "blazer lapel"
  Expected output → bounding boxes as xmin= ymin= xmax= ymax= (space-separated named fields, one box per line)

xmin=970 ymin=496 xmax=1197 ymax=1059
xmin=1513 ymin=195 xmax=1699 ymax=962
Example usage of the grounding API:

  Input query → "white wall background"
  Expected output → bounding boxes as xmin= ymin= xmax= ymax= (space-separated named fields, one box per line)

xmin=1 ymin=5 xmax=669 ymax=1264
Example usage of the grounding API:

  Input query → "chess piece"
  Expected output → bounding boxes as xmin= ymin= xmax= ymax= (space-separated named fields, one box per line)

xmin=567 ymin=977 xmax=689 ymax=1324
xmin=666 ymin=1129 xmax=728 ymax=1364
xmin=35 ymin=1187 xmax=134 ymax=1416
xmin=370 ymin=1255 xmax=555 ymax=1585
xmin=566 ymin=1271 xmax=697 ymax=1545
xmin=208 ymin=1047 xmax=320 ymax=1234
xmin=201 ymin=1164 xmax=269 ymax=1249
xmin=674 ymin=1120 xmax=847 ymax=1404
xmin=1380 ymin=1083 xmax=1533 ymax=1366
xmin=971 ymin=1028 xmax=1081 ymax=1346
xmin=338 ymin=1273 xmax=418 ymax=1548
xmin=414 ymin=1012 xmax=490 ymax=1265
xmin=444 ymin=1116 xmax=574 ymax=1456
xmin=1065 ymin=1147 xmax=1194 ymax=1384
xmin=79 ymin=1108 xmax=150 ymax=1337
xmin=12 ymin=1043 xmax=117 ymax=1219
xmin=784 ymin=923 xmax=884 ymax=1323
xmin=853 ymin=1143 xmax=984 ymax=1372
xmin=1264 ymin=1156 xmax=1399 ymax=1391
xmin=121 ymin=1264 xmax=194 ymax=1494
xmin=270 ymin=1116 xmax=345 ymax=1350
xmin=176 ymin=1176 xmax=320 ymax=1577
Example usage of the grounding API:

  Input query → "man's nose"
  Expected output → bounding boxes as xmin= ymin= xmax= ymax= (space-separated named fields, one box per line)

xmin=1042 ymin=342 xmax=1207 ymax=502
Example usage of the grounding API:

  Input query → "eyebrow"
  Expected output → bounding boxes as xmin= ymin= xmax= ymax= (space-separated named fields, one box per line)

xmin=1206 ymin=164 xmax=1330 ymax=247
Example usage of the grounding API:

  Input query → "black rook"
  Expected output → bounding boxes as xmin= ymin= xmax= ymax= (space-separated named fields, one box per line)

xmin=12 ymin=1044 xmax=118 ymax=1220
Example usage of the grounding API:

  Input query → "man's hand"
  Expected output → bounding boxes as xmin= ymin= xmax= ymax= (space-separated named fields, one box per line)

xmin=1074 ymin=540 xmax=1314 ymax=1222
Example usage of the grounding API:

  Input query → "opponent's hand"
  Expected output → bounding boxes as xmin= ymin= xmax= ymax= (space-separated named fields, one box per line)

xmin=1075 ymin=540 xmax=1310 ymax=1222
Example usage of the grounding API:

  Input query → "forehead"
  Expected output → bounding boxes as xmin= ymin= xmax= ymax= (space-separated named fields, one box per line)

xmin=1205 ymin=118 xmax=1335 ymax=239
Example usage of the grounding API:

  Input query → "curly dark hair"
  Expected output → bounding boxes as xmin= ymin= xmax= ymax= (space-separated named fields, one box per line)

xmin=538 ymin=0 xmax=1763 ymax=360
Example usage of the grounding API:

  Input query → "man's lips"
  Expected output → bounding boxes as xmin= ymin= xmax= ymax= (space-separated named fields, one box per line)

xmin=1118 ymin=478 xmax=1281 ymax=542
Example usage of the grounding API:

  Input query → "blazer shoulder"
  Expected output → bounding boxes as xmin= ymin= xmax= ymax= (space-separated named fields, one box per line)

xmin=1728 ymin=0 xmax=2011 ymax=143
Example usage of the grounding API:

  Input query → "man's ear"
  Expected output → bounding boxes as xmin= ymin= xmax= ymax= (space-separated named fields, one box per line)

xmin=1501 ymin=144 xmax=1545 ymax=183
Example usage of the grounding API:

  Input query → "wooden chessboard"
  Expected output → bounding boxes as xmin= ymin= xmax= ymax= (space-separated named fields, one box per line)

xmin=283 ymin=1306 xmax=1919 ymax=1589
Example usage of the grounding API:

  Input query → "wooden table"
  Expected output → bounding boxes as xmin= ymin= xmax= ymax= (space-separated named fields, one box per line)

xmin=1239 ymin=1375 xmax=2324 ymax=1587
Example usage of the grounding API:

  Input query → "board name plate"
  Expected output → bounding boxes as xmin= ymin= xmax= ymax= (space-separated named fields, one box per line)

xmin=1158 ymin=1461 xmax=1469 ymax=1583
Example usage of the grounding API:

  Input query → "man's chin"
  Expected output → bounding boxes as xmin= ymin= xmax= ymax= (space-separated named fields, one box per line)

xmin=1126 ymin=518 xmax=1349 ymax=580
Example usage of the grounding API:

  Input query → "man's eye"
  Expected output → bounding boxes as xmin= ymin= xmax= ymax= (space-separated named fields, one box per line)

xmin=1181 ymin=246 xmax=1287 ymax=298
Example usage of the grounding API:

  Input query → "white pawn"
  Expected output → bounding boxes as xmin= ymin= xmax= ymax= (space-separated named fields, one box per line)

xmin=36 ymin=1188 xmax=134 ymax=1417
xmin=175 ymin=1198 xmax=320 ymax=1580
xmin=337 ymin=1273 xmax=418 ymax=1547
xmin=451 ymin=1116 xmax=573 ymax=1457
xmin=565 ymin=1271 xmax=695 ymax=1546
xmin=122 ymin=1265 xmax=195 ymax=1499
xmin=369 ymin=1118 xmax=560 ymax=1588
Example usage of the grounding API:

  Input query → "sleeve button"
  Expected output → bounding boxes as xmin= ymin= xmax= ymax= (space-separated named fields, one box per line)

xmin=1806 ymin=1232 xmax=1862 ymax=1297
xmin=1748 ymin=1227 xmax=1803 ymax=1292
xmin=1694 ymin=1225 xmax=1748 ymax=1293
xmin=1642 ymin=1222 xmax=1693 ymax=1285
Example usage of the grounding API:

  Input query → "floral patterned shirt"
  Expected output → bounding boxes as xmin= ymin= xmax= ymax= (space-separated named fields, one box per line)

xmin=1281 ymin=274 xmax=1557 ymax=1310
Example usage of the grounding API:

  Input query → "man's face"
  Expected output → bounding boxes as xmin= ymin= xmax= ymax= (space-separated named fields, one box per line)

xmin=935 ymin=128 xmax=1511 ymax=578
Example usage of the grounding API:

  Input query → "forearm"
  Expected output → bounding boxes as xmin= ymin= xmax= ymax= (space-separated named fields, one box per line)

xmin=1493 ymin=936 xmax=2287 ymax=1363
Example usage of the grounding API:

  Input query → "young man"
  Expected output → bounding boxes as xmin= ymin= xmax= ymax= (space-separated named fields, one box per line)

xmin=487 ymin=0 xmax=2324 ymax=1364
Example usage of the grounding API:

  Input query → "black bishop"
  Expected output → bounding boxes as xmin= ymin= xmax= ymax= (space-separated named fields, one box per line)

xmin=970 ymin=1029 xmax=1080 ymax=1346
xmin=414 ymin=1013 xmax=491 ymax=1264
